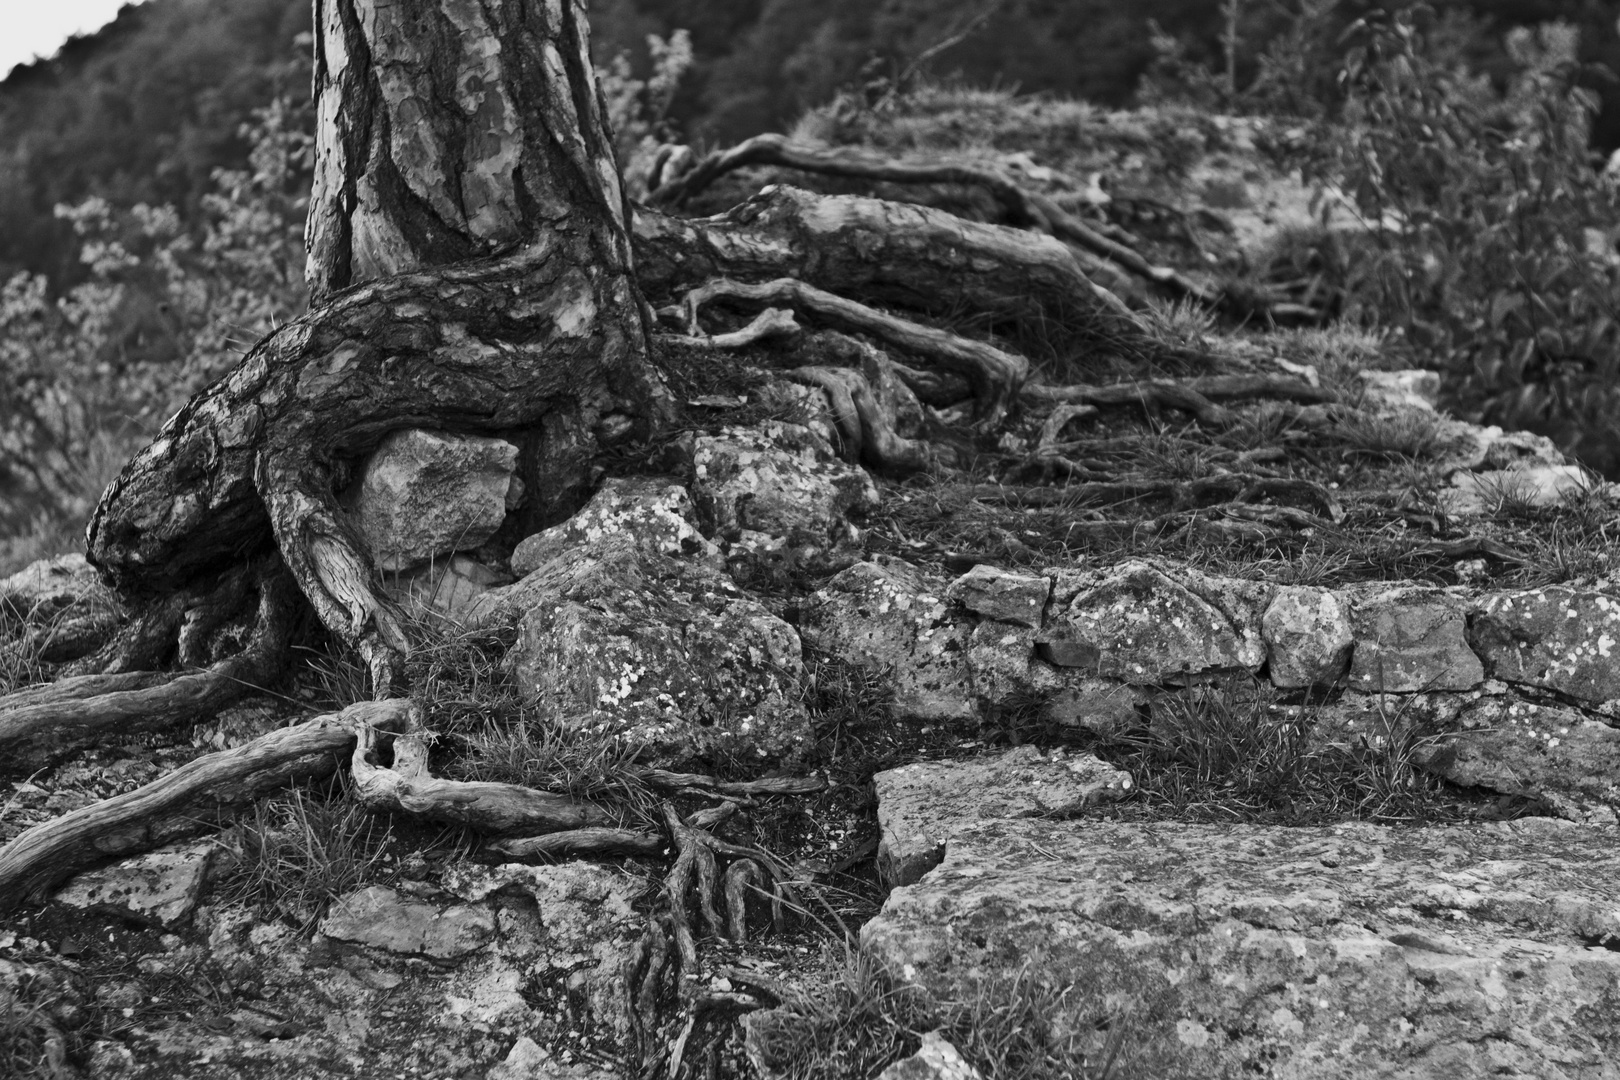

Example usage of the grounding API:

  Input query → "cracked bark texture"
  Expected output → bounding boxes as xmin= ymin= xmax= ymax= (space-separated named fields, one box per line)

xmin=87 ymin=0 xmax=669 ymax=650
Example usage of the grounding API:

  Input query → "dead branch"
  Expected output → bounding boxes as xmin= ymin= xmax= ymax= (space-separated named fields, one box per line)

xmin=0 ymin=701 xmax=402 ymax=913
xmin=634 ymin=769 xmax=827 ymax=799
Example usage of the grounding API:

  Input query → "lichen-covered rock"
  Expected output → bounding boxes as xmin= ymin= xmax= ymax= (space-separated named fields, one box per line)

xmin=1262 ymin=586 xmax=1353 ymax=688
xmin=1347 ymin=586 xmax=1483 ymax=692
xmin=800 ymin=557 xmax=973 ymax=721
xmin=877 ymin=1031 xmax=983 ymax=1080
xmin=509 ymin=475 xmax=714 ymax=576
xmin=946 ymin=564 xmax=1051 ymax=629
xmin=1357 ymin=368 xmax=1440 ymax=412
xmin=320 ymin=885 xmax=497 ymax=960
xmin=476 ymin=533 xmax=807 ymax=764
xmin=874 ymin=746 xmax=1132 ymax=888
xmin=1471 ymin=587 xmax=1620 ymax=704
xmin=348 ymin=429 xmax=520 ymax=571
xmin=863 ymin=816 xmax=1620 ymax=1079
xmin=1039 ymin=561 xmax=1263 ymax=684
xmin=1028 ymin=672 xmax=1151 ymax=736
xmin=1413 ymin=697 xmax=1620 ymax=824
xmin=690 ymin=422 xmax=879 ymax=545
xmin=0 ymin=553 xmax=112 ymax=622
xmin=54 ymin=840 xmax=222 ymax=928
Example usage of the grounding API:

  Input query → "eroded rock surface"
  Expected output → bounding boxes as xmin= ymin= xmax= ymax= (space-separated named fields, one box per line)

xmin=1472 ymin=587 xmax=1620 ymax=704
xmin=874 ymin=746 xmax=1132 ymax=888
xmin=348 ymin=429 xmax=520 ymax=572
xmin=1346 ymin=586 xmax=1482 ymax=693
xmin=865 ymin=805 xmax=1620 ymax=1079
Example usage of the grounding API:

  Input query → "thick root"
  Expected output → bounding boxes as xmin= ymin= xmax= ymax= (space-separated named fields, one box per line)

xmin=0 ymin=567 xmax=299 ymax=777
xmin=0 ymin=701 xmax=401 ymax=913
xmin=348 ymin=703 xmax=613 ymax=834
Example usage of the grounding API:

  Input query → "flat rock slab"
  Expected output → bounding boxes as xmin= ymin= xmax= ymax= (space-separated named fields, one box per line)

xmin=320 ymin=884 xmax=497 ymax=960
xmin=864 ymin=815 xmax=1620 ymax=1079
xmin=874 ymin=746 xmax=1132 ymax=888
xmin=1347 ymin=586 xmax=1482 ymax=692
xmin=54 ymin=840 xmax=220 ymax=928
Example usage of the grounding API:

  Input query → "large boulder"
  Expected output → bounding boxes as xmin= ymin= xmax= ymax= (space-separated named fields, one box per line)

xmin=348 ymin=429 xmax=520 ymax=572
xmin=470 ymin=482 xmax=808 ymax=765
xmin=863 ymin=809 xmax=1620 ymax=1079
xmin=1471 ymin=587 xmax=1620 ymax=705
xmin=1038 ymin=561 xmax=1265 ymax=684
xmin=1346 ymin=586 xmax=1483 ymax=693
xmin=799 ymin=557 xmax=974 ymax=722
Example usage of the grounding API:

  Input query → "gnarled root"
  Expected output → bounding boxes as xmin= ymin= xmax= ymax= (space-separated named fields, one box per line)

xmin=0 ymin=699 xmax=400 ymax=912
xmin=679 ymin=276 xmax=1027 ymax=427
xmin=0 ymin=563 xmax=299 ymax=777
xmin=348 ymin=702 xmax=612 ymax=834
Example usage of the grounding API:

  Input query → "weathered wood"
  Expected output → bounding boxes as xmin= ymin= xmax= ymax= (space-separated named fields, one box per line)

xmin=349 ymin=702 xmax=612 ymax=834
xmin=0 ymin=702 xmax=397 ymax=913
xmin=485 ymin=828 xmax=664 ymax=860
xmin=0 ymin=570 xmax=298 ymax=777
xmin=633 ymin=185 xmax=1144 ymax=356
xmin=680 ymin=276 xmax=1027 ymax=425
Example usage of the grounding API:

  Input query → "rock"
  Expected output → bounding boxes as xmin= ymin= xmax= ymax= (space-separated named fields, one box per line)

xmin=874 ymin=746 xmax=1132 ymax=888
xmin=1414 ymin=697 xmax=1620 ymax=823
xmin=1346 ymin=587 xmax=1483 ymax=692
xmin=468 ymin=479 xmax=808 ymax=764
xmin=319 ymin=884 xmax=497 ymax=960
xmin=486 ymin=1037 xmax=612 ymax=1080
xmin=482 ymin=534 xmax=807 ymax=764
xmin=347 ymin=429 xmax=520 ymax=571
xmin=1441 ymin=464 xmax=1597 ymax=516
xmin=878 ymin=1031 xmax=983 ymax=1080
xmin=0 ymin=553 xmax=111 ymax=621
xmin=382 ymin=554 xmax=510 ymax=623
xmin=1357 ymin=368 xmax=1440 ymax=412
xmin=690 ymin=422 xmax=879 ymax=545
xmin=1039 ymin=561 xmax=1263 ymax=684
xmin=1444 ymin=424 xmax=1568 ymax=472
xmin=1262 ymin=586 xmax=1352 ymax=688
xmin=53 ymin=840 xmax=221 ymax=928
xmin=863 ymin=816 xmax=1620 ymax=1079
xmin=1471 ymin=587 xmax=1620 ymax=705
xmin=962 ymin=620 xmax=1036 ymax=705
xmin=945 ymin=565 xmax=1051 ymax=629
xmin=442 ymin=862 xmax=646 ymax=1046
xmin=510 ymin=475 xmax=715 ymax=577
xmin=1027 ymin=674 xmax=1150 ymax=736
xmin=800 ymin=558 xmax=974 ymax=722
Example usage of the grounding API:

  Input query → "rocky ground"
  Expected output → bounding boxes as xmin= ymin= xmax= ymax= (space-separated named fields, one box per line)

xmin=7 ymin=96 xmax=1620 ymax=1080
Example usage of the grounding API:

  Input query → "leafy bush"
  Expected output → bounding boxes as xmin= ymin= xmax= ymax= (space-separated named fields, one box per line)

xmin=0 ymin=90 xmax=311 ymax=563
xmin=1329 ymin=8 xmax=1620 ymax=472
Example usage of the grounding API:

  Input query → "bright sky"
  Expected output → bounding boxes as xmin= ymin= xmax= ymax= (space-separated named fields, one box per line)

xmin=2 ymin=0 xmax=148 ymax=80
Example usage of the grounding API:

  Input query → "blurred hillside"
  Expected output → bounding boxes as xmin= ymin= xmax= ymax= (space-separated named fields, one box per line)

xmin=4 ymin=0 xmax=1619 ymax=292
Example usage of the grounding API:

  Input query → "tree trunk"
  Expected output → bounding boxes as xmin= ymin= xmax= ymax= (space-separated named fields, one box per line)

xmin=87 ymin=0 xmax=671 ymax=659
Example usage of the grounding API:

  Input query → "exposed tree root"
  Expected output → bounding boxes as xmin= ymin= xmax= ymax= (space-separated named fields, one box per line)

xmin=0 ymin=700 xmax=400 ymax=913
xmin=0 ymin=566 xmax=299 ymax=777
xmin=1023 ymin=373 xmax=1336 ymax=432
xmin=348 ymin=702 xmax=611 ymax=834
xmin=633 ymin=184 xmax=1150 ymax=362
xmin=679 ymin=276 xmax=1027 ymax=425
xmin=483 ymin=828 xmax=663 ymax=861
xmin=643 ymin=133 xmax=1330 ymax=325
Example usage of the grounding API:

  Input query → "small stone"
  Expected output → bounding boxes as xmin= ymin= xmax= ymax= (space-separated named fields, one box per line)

xmin=946 ymin=565 xmax=1051 ymax=629
xmin=54 ymin=840 xmax=220 ymax=928
xmin=1346 ymin=587 xmax=1482 ymax=692
xmin=1470 ymin=587 xmax=1620 ymax=704
xmin=1262 ymin=586 xmax=1352 ymax=689
xmin=690 ymin=422 xmax=879 ymax=545
xmin=879 ymin=1031 xmax=984 ymax=1080
xmin=347 ymin=429 xmax=519 ymax=572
